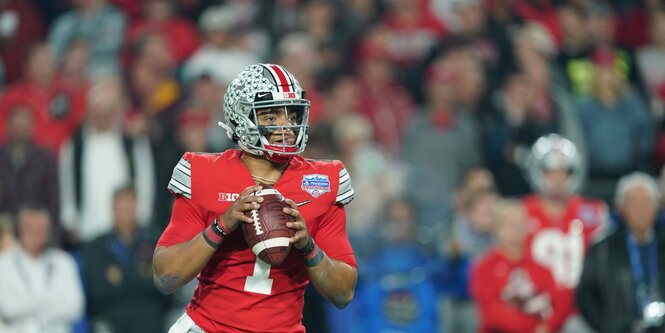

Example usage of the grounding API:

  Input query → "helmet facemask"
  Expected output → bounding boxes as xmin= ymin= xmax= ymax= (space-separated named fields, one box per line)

xmin=220 ymin=93 xmax=310 ymax=163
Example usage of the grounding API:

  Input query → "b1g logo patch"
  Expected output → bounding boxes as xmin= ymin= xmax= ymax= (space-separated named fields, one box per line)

xmin=302 ymin=174 xmax=330 ymax=198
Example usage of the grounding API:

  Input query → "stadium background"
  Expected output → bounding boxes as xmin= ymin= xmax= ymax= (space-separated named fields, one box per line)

xmin=0 ymin=0 xmax=663 ymax=332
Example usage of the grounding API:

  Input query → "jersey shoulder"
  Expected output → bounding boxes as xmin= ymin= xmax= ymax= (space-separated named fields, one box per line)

xmin=167 ymin=150 xmax=240 ymax=200
xmin=301 ymin=158 xmax=355 ymax=205
xmin=574 ymin=196 xmax=609 ymax=228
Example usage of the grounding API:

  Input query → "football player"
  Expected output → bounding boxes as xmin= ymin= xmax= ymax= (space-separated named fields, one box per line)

xmin=153 ymin=64 xmax=357 ymax=333
xmin=521 ymin=134 xmax=608 ymax=332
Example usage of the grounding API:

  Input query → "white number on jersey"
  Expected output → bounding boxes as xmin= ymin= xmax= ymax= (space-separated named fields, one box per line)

xmin=531 ymin=228 xmax=584 ymax=288
xmin=244 ymin=257 xmax=273 ymax=295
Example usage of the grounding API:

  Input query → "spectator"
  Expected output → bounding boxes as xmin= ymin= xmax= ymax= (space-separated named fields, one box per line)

xmin=402 ymin=58 xmax=482 ymax=222
xmin=471 ymin=200 xmax=567 ymax=333
xmin=129 ymin=36 xmax=184 ymax=143
xmin=58 ymin=40 xmax=92 ymax=98
xmin=0 ymin=43 xmax=87 ymax=154
xmin=557 ymin=2 xmax=642 ymax=100
xmin=82 ymin=186 xmax=169 ymax=333
xmin=0 ymin=214 xmax=14 ymax=251
xmin=331 ymin=113 xmax=405 ymax=247
xmin=342 ymin=198 xmax=442 ymax=333
xmin=442 ymin=189 xmax=498 ymax=333
xmin=0 ymin=106 xmax=60 ymax=241
xmin=0 ymin=203 xmax=85 ymax=333
xmin=301 ymin=0 xmax=348 ymax=77
xmin=511 ymin=21 xmax=587 ymax=174
xmin=354 ymin=26 xmax=416 ymax=156
xmin=127 ymin=0 xmax=200 ymax=65
xmin=153 ymin=111 xmax=211 ymax=231
xmin=59 ymin=78 xmax=154 ymax=245
xmin=637 ymin=9 xmax=665 ymax=119
xmin=482 ymin=72 xmax=551 ymax=196
xmin=275 ymin=33 xmax=325 ymax=125
xmin=383 ymin=0 xmax=446 ymax=67
xmin=521 ymin=134 xmax=607 ymax=333
xmin=432 ymin=0 xmax=513 ymax=93
xmin=0 ymin=0 xmax=46 ymax=84
xmin=578 ymin=47 xmax=653 ymax=201
xmin=182 ymin=5 xmax=260 ymax=87
xmin=577 ymin=172 xmax=665 ymax=333
xmin=555 ymin=2 xmax=593 ymax=96
xmin=48 ymin=0 xmax=126 ymax=78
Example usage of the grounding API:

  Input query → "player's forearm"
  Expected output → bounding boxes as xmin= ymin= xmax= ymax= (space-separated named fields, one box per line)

xmin=152 ymin=234 xmax=216 ymax=294
xmin=307 ymin=256 xmax=357 ymax=309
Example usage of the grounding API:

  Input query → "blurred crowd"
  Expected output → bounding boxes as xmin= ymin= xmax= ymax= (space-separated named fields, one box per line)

xmin=1 ymin=0 xmax=665 ymax=332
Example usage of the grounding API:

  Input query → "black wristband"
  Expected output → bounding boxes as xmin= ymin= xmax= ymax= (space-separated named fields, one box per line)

xmin=201 ymin=219 xmax=229 ymax=249
xmin=298 ymin=237 xmax=325 ymax=267
xmin=297 ymin=237 xmax=316 ymax=254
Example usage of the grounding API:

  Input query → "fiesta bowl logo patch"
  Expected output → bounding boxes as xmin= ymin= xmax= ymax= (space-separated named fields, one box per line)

xmin=302 ymin=174 xmax=330 ymax=198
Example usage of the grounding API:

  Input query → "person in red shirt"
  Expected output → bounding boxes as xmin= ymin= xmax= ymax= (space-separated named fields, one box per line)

xmin=153 ymin=63 xmax=358 ymax=333
xmin=472 ymin=199 xmax=567 ymax=333
xmin=126 ymin=0 xmax=200 ymax=65
xmin=520 ymin=134 xmax=608 ymax=331
xmin=0 ymin=43 xmax=86 ymax=155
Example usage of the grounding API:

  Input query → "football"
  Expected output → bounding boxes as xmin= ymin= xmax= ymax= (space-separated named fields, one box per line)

xmin=242 ymin=184 xmax=295 ymax=266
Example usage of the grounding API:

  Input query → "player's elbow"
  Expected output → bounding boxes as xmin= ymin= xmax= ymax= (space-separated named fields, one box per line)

xmin=332 ymin=290 xmax=354 ymax=309
xmin=153 ymin=274 xmax=179 ymax=295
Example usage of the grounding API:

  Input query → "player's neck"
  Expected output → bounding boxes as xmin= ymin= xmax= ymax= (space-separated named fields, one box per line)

xmin=499 ymin=243 xmax=523 ymax=261
xmin=241 ymin=152 xmax=288 ymax=184
xmin=540 ymin=194 xmax=569 ymax=216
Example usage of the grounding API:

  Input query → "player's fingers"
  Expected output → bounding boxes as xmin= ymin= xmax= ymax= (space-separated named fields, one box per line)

xmin=236 ymin=202 xmax=260 ymax=212
xmin=289 ymin=231 xmax=308 ymax=243
xmin=240 ymin=185 xmax=263 ymax=197
xmin=286 ymin=221 xmax=305 ymax=230
xmin=240 ymin=195 xmax=264 ymax=203
xmin=234 ymin=211 xmax=254 ymax=223
xmin=283 ymin=206 xmax=300 ymax=217
xmin=284 ymin=198 xmax=297 ymax=209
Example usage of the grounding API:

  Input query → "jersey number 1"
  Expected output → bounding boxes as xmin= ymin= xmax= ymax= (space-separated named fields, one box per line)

xmin=244 ymin=257 xmax=273 ymax=295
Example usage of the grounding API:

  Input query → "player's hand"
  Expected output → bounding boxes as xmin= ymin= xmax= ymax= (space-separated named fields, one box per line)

xmin=284 ymin=199 xmax=310 ymax=250
xmin=220 ymin=185 xmax=264 ymax=232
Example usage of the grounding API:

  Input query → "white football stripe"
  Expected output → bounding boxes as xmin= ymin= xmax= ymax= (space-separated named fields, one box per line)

xmin=251 ymin=237 xmax=291 ymax=256
xmin=255 ymin=189 xmax=282 ymax=197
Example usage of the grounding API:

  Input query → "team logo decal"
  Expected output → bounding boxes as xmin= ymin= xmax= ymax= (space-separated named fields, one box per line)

xmin=301 ymin=174 xmax=330 ymax=198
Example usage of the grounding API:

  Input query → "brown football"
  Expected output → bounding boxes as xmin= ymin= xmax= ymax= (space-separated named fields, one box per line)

xmin=242 ymin=184 xmax=295 ymax=266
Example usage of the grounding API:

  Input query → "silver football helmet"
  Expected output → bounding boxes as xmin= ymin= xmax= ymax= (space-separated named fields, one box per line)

xmin=524 ymin=134 xmax=583 ymax=194
xmin=219 ymin=63 xmax=310 ymax=163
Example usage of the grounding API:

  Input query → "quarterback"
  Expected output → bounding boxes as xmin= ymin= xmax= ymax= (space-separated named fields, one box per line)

xmin=153 ymin=64 xmax=357 ymax=333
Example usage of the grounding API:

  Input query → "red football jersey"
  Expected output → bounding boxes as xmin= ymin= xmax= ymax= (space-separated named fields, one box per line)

xmin=471 ymin=249 xmax=568 ymax=333
xmin=157 ymin=150 xmax=357 ymax=333
xmin=522 ymin=194 xmax=607 ymax=320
